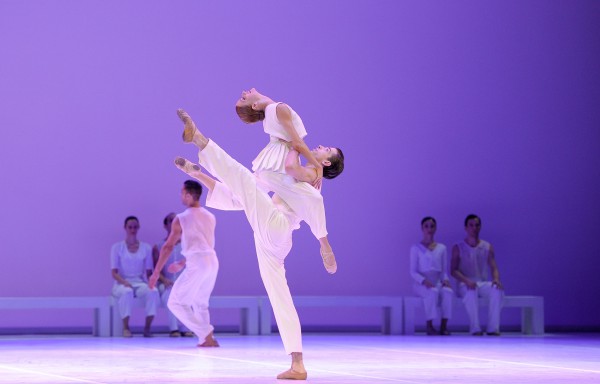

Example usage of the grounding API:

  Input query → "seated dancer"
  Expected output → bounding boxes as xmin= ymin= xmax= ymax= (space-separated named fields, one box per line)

xmin=173 ymin=109 xmax=344 ymax=380
xmin=235 ymin=88 xmax=344 ymax=272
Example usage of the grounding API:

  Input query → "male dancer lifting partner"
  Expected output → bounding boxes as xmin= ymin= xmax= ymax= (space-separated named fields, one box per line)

xmin=235 ymin=88 xmax=344 ymax=272
xmin=149 ymin=180 xmax=220 ymax=347
xmin=174 ymin=109 xmax=344 ymax=380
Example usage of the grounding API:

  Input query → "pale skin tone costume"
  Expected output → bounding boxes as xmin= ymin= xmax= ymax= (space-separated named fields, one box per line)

xmin=171 ymin=109 xmax=341 ymax=380
xmin=149 ymin=185 xmax=220 ymax=347
xmin=451 ymin=217 xmax=504 ymax=335
xmin=111 ymin=218 xmax=160 ymax=338
xmin=409 ymin=219 xmax=453 ymax=335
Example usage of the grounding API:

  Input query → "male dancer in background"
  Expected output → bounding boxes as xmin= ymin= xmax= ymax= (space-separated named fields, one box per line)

xmin=149 ymin=180 xmax=220 ymax=347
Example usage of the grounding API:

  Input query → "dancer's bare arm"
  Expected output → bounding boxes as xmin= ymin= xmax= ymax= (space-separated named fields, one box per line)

xmin=276 ymin=103 xmax=323 ymax=188
xmin=487 ymin=245 xmax=503 ymax=289
xmin=284 ymin=148 xmax=318 ymax=184
xmin=111 ymin=269 xmax=132 ymax=288
xmin=149 ymin=218 xmax=182 ymax=289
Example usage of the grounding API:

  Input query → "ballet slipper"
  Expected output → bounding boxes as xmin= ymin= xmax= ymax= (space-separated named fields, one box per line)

xmin=174 ymin=157 xmax=201 ymax=176
xmin=177 ymin=108 xmax=197 ymax=143
xmin=198 ymin=332 xmax=220 ymax=347
xmin=320 ymin=249 xmax=337 ymax=274
xmin=181 ymin=331 xmax=194 ymax=337
xmin=169 ymin=330 xmax=181 ymax=338
xmin=426 ymin=326 xmax=439 ymax=336
xmin=122 ymin=329 xmax=132 ymax=338
xmin=276 ymin=369 xmax=308 ymax=380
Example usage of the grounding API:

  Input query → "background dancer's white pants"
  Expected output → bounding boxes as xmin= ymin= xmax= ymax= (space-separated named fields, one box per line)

xmin=167 ymin=252 xmax=219 ymax=343
xmin=111 ymin=282 xmax=159 ymax=319
xmin=198 ymin=140 xmax=302 ymax=354
xmin=413 ymin=283 xmax=453 ymax=321
xmin=256 ymin=170 xmax=327 ymax=239
xmin=458 ymin=281 xmax=504 ymax=333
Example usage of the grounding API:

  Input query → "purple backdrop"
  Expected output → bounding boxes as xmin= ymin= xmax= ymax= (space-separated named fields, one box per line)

xmin=1 ymin=1 xmax=599 ymax=330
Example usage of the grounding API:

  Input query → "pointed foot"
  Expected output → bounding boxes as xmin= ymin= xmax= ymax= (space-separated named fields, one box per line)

xmin=174 ymin=157 xmax=201 ymax=176
xmin=198 ymin=332 xmax=220 ymax=347
xmin=276 ymin=369 xmax=307 ymax=380
xmin=177 ymin=108 xmax=198 ymax=143
xmin=320 ymin=249 xmax=337 ymax=274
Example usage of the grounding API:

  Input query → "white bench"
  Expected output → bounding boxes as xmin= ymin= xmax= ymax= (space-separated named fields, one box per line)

xmin=258 ymin=296 xmax=403 ymax=335
xmin=110 ymin=295 xmax=260 ymax=336
xmin=403 ymin=295 xmax=544 ymax=335
xmin=0 ymin=296 xmax=111 ymax=337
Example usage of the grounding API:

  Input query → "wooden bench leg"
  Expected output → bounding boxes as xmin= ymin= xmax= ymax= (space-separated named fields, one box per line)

xmin=382 ymin=307 xmax=391 ymax=334
xmin=381 ymin=303 xmax=403 ymax=335
xmin=403 ymin=300 xmax=417 ymax=335
xmin=259 ymin=298 xmax=272 ymax=335
xmin=522 ymin=307 xmax=531 ymax=334
xmin=239 ymin=306 xmax=259 ymax=335
xmin=531 ymin=300 xmax=544 ymax=335
xmin=389 ymin=303 xmax=403 ymax=335
xmin=246 ymin=305 xmax=259 ymax=335
xmin=95 ymin=305 xmax=111 ymax=337
xmin=521 ymin=300 xmax=544 ymax=335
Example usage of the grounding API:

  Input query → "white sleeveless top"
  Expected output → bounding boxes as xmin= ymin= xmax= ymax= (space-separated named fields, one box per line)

xmin=252 ymin=102 xmax=307 ymax=173
xmin=455 ymin=240 xmax=491 ymax=282
xmin=177 ymin=207 xmax=216 ymax=261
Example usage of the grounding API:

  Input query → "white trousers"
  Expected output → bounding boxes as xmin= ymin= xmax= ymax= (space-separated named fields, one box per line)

xmin=198 ymin=140 xmax=302 ymax=354
xmin=256 ymin=170 xmax=327 ymax=239
xmin=458 ymin=281 xmax=504 ymax=333
xmin=413 ymin=283 xmax=453 ymax=321
xmin=159 ymin=284 xmax=189 ymax=332
xmin=167 ymin=254 xmax=219 ymax=343
xmin=111 ymin=281 xmax=159 ymax=319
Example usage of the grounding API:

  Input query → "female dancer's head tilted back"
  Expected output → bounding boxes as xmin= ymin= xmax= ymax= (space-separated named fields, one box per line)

xmin=235 ymin=88 xmax=273 ymax=123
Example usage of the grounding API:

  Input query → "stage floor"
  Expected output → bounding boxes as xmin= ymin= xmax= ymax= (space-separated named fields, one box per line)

xmin=0 ymin=333 xmax=598 ymax=383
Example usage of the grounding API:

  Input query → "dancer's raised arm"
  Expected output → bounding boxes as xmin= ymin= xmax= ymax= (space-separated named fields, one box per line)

xmin=276 ymin=103 xmax=323 ymax=189
xmin=284 ymin=148 xmax=318 ymax=184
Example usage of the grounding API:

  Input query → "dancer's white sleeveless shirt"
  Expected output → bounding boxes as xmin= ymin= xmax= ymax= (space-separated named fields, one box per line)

xmin=455 ymin=240 xmax=491 ymax=282
xmin=177 ymin=207 xmax=217 ymax=266
xmin=252 ymin=102 xmax=307 ymax=173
